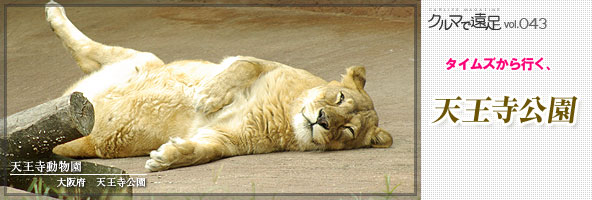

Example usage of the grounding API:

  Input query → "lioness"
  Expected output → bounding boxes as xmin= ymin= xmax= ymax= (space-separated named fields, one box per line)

xmin=45 ymin=1 xmax=392 ymax=172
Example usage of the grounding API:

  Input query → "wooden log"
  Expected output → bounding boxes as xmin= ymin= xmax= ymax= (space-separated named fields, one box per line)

xmin=1 ymin=92 xmax=132 ymax=199
xmin=1 ymin=92 xmax=94 ymax=157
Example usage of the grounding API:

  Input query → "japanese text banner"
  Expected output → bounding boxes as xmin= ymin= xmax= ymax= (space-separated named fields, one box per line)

xmin=421 ymin=1 xmax=592 ymax=199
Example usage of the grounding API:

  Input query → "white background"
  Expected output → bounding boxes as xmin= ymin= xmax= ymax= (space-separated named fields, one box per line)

xmin=422 ymin=1 xmax=592 ymax=199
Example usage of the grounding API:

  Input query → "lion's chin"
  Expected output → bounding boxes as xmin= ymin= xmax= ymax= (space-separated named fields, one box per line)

xmin=292 ymin=113 xmax=311 ymax=141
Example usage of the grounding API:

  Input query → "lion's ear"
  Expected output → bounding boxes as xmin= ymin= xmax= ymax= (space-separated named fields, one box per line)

xmin=341 ymin=66 xmax=366 ymax=90
xmin=370 ymin=127 xmax=392 ymax=148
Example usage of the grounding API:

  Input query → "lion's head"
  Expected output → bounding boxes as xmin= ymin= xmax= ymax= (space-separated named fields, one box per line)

xmin=292 ymin=66 xmax=392 ymax=150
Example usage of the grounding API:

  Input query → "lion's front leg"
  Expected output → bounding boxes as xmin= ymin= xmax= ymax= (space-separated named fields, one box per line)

xmin=145 ymin=129 xmax=238 ymax=172
xmin=194 ymin=59 xmax=276 ymax=114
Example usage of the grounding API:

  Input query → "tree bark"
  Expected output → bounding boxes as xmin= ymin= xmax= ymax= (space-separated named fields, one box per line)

xmin=1 ymin=92 xmax=94 ymax=157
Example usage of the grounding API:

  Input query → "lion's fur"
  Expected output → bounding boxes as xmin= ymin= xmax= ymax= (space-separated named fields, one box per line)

xmin=46 ymin=1 xmax=392 ymax=171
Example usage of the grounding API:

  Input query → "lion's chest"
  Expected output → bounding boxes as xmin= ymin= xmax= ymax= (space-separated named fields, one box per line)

xmin=190 ymin=69 xmax=321 ymax=151
xmin=202 ymin=70 xmax=295 ymax=130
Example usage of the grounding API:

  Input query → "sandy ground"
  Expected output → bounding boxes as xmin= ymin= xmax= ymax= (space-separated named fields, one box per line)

xmin=3 ymin=1 xmax=417 ymax=198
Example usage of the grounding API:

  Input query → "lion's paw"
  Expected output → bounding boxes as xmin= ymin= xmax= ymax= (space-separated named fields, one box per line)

xmin=145 ymin=148 xmax=171 ymax=172
xmin=145 ymin=137 xmax=196 ymax=172
xmin=45 ymin=0 xmax=66 ymax=23
xmin=145 ymin=158 xmax=168 ymax=172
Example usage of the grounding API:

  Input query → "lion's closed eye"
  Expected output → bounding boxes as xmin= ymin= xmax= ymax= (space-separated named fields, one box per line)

xmin=336 ymin=91 xmax=345 ymax=105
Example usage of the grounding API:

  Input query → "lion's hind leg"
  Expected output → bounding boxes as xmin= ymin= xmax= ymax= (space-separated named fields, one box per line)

xmin=52 ymin=136 xmax=97 ymax=158
xmin=45 ymin=1 xmax=163 ymax=74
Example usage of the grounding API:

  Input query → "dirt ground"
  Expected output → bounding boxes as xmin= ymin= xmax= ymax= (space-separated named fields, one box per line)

xmin=3 ymin=1 xmax=416 ymax=198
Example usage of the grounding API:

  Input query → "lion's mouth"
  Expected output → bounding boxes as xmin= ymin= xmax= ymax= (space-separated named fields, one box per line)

xmin=301 ymin=111 xmax=314 ymax=132
xmin=300 ymin=108 xmax=313 ymax=127
xmin=300 ymin=109 xmax=321 ymax=144
xmin=300 ymin=107 xmax=329 ymax=146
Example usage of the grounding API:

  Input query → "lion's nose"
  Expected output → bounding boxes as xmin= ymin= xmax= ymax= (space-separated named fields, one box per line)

xmin=316 ymin=109 xmax=329 ymax=130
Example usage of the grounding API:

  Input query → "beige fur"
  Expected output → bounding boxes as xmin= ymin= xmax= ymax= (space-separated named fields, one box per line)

xmin=45 ymin=1 xmax=392 ymax=171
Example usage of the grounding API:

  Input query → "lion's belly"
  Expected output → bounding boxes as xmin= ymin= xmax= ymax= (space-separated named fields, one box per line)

xmin=73 ymin=59 xmax=233 ymax=155
xmin=88 ymin=70 xmax=198 ymax=155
